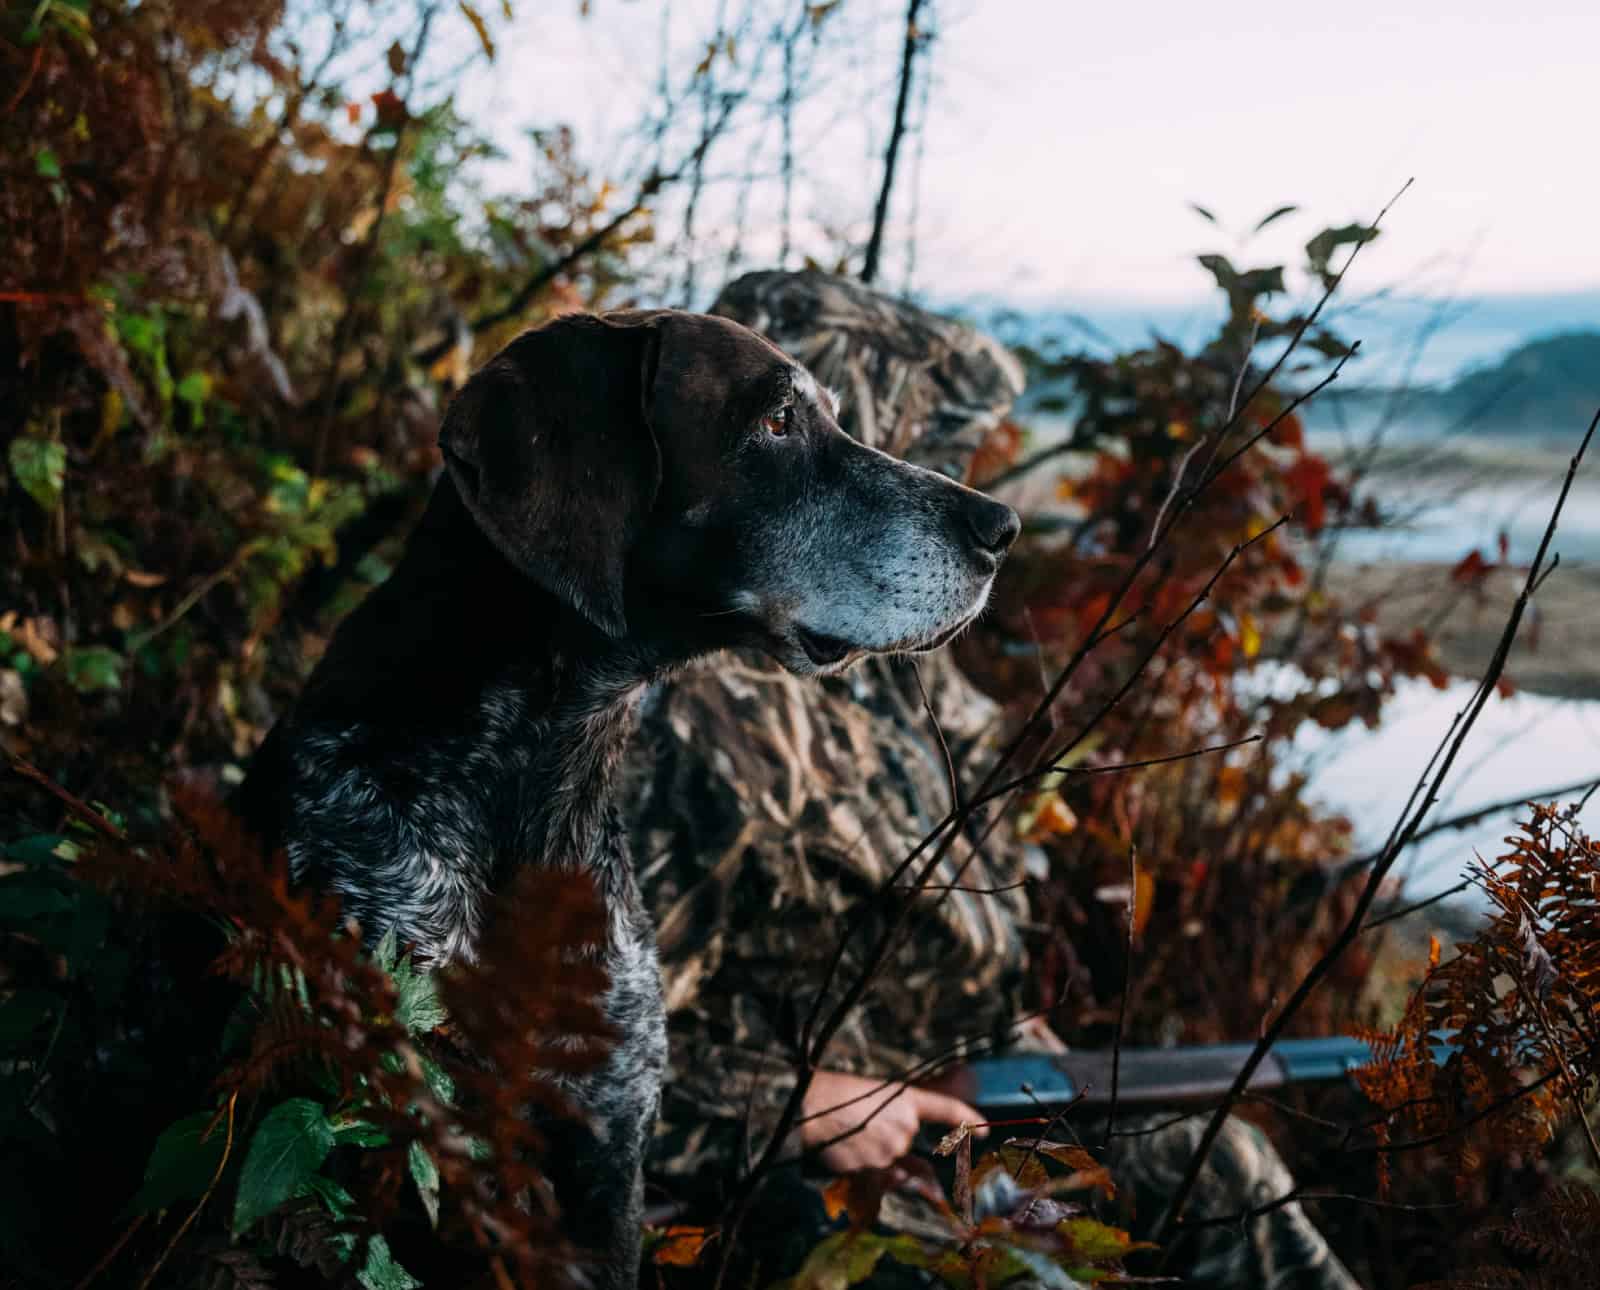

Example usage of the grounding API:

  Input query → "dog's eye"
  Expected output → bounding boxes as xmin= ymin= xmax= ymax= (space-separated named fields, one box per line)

xmin=761 ymin=406 xmax=792 ymax=437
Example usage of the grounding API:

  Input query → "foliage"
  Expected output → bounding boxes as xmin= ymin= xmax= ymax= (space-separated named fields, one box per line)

xmin=2 ymin=0 xmax=652 ymax=822
xmin=960 ymin=222 xmax=1429 ymax=1053
xmin=1 ymin=779 xmax=613 ymax=1287
xmin=767 ymin=1132 xmax=1144 ymax=1289
xmin=1354 ymin=805 xmax=1600 ymax=1197
xmin=1411 ymin=1182 xmax=1600 ymax=1290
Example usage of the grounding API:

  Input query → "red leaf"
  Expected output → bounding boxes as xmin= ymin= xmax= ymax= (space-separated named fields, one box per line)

xmin=1451 ymin=549 xmax=1490 ymax=585
xmin=1284 ymin=454 xmax=1332 ymax=533
xmin=821 ymin=1168 xmax=894 ymax=1231
xmin=371 ymin=89 xmax=407 ymax=128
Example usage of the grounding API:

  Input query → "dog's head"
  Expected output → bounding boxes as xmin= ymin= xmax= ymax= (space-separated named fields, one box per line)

xmin=439 ymin=309 xmax=1018 ymax=675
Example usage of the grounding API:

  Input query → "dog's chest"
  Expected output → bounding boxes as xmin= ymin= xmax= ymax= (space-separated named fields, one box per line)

xmin=285 ymin=677 xmax=650 ymax=968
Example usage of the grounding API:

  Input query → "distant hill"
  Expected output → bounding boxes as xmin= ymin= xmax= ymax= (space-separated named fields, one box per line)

xmin=1315 ymin=330 xmax=1600 ymax=435
xmin=1437 ymin=330 xmax=1600 ymax=430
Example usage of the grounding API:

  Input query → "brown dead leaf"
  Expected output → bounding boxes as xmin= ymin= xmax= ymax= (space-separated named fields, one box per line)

xmin=650 ymin=1225 xmax=712 ymax=1267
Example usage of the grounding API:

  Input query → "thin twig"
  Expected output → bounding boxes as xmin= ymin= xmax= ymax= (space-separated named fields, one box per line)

xmin=1174 ymin=1185 xmax=1457 ymax=1233
xmin=980 ymin=734 xmax=1263 ymax=807
xmin=1328 ymin=775 xmax=1600 ymax=879
xmin=725 ymin=187 xmax=1403 ymax=1251
xmin=912 ymin=660 xmax=961 ymax=814
xmin=1362 ymin=881 xmax=1473 ymax=930
xmin=125 ymin=541 xmax=263 ymax=654
xmin=1146 ymin=316 xmax=1261 ymax=552
xmin=860 ymin=0 xmax=926 ymax=285
xmin=1154 ymin=401 xmax=1599 ymax=1249
xmin=2 ymin=42 xmax=43 ymax=118
xmin=3 ymin=750 xmax=128 ymax=841
xmin=71 ymin=1215 xmax=147 ymax=1290
xmin=311 ymin=5 xmax=438 ymax=476
xmin=1103 ymin=843 xmax=1137 ymax=1147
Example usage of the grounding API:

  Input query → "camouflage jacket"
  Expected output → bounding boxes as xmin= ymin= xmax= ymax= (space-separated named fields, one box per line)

xmin=624 ymin=271 xmax=1034 ymax=1185
xmin=631 ymin=649 xmax=1032 ymax=1183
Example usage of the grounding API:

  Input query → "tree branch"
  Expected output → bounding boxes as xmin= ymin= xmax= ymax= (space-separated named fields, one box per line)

xmin=1153 ymin=400 xmax=1599 ymax=1251
xmin=860 ymin=0 xmax=926 ymax=285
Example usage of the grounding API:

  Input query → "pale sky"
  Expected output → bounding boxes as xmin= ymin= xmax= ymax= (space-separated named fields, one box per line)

xmin=465 ymin=0 xmax=1599 ymax=310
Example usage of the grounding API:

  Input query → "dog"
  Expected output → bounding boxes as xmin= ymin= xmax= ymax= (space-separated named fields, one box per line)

xmin=232 ymin=308 xmax=1019 ymax=1286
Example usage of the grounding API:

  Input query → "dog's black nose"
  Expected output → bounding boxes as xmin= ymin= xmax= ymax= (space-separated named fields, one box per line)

xmin=965 ymin=496 xmax=1021 ymax=557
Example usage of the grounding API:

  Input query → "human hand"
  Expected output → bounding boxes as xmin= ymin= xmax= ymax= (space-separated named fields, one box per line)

xmin=799 ymin=1069 xmax=986 ymax=1174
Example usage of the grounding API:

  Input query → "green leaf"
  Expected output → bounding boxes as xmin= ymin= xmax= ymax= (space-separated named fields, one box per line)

xmin=3 ymin=834 xmax=76 ymax=867
xmin=1253 ymin=203 xmax=1299 ymax=233
xmin=63 ymin=646 xmax=123 ymax=694
xmin=372 ymin=927 xmax=399 ymax=974
xmin=418 ymin=1051 xmax=455 ymax=1103
xmin=175 ymin=371 xmax=212 ymax=428
xmin=1305 ymin=222 xmax=1380 ymax=282
xmin=175 ymin=371 xmax=211 ymax=405
xmin=0 ymin=872 xmax=75 ymax=920
xmin=357 ymin=1234 xmax=422 ymax=1290
xmin=1060 ymin=1216 xmax=1144 ymax=1263
xmin=393 ymin=956 xmax=447 ymax=1034
xmin=408 ymin=1140 xmax=440 ymax=1227
xmin=232 ymin=1098 xmax=335 ymax=1234
xmin=298 ymin=1173 xmax=357 ymax=1220
xmin=331 ymin=1118 xmax=391 ymax=1148
xmin=34 ymin=148 xmax=61 ymax=179
xmin=129 ymin=1112 xmax=230 ymax=1215
xmin=777 ymin=1231 xmax=889 ymax=1289
xmin=8 ymin=437 xmax=66 ymax=510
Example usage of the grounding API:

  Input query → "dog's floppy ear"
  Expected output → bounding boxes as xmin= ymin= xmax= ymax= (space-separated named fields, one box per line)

xmin=439 ymin=314 xmax=662 ymax=638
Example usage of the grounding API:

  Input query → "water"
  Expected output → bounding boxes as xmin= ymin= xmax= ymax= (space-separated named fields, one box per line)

xmin=1299 ymin=677 xmax=1600 ymax=906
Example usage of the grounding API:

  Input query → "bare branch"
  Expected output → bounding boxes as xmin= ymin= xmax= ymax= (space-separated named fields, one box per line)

xmin=1154 ymin=400 xmax=1599 ymax=1249
xmin=860 ymin=0 xmax=926 ymax=284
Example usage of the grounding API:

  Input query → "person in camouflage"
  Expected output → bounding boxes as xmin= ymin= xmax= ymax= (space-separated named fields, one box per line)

xmin=626 ymin=270 xmax=1362 ymax=1289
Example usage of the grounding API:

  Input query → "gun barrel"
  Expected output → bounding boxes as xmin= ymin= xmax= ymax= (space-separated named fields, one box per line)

xmin=971 ymin=1037 xmax=1380 ymax=1114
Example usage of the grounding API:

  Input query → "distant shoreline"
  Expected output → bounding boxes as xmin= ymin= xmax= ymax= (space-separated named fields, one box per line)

xmin=1323 ymin=560 xmax=1600 ymax=702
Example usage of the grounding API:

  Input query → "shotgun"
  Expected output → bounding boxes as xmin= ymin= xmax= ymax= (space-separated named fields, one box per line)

xmin=969 ymin=1037 xmax=1390 ymax=1116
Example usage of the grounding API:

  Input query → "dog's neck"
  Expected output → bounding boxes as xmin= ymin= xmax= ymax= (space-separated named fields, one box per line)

xmin=318 ymin=479 xmax=684 ymax=879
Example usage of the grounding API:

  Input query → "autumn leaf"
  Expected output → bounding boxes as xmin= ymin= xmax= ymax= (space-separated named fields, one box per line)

xmin=1239 ymin=611 xmax=1261 ymax=659
xmin=1131 ymin=863 xmax=1155 ymax=939
xmin=1451 ymin=548 xmax=1490 ymax=585
xmin=821 ymin=1168 xmax=894 ymax=1231
xmin=1284 ymin=454 xmax=1332 ymax=533
xmin=459 ymin=2 xmax=495 ymax=60
xmin=1018 ymin=790 xmax=1078 ymax=842
xmin=967 ymin=419 xmax=1024 ymax=485
xmin=648 ymin=1225 xmax=713 ymax=1267
xmin=371 ymin=88 xmax=407 ymax=129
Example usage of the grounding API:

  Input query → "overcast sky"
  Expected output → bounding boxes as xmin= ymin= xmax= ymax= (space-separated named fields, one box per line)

xmin=466 ymin=0 xmax=1598 ymax=311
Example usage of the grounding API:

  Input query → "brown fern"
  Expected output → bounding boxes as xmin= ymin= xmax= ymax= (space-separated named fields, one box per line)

xmin=74 ymin=779 xmax=616 ymax=1287
xmin=1412 ymin=1182 xmax=1600 ymax=1290
xmin=1355 ymin=804 xmax=1600 ymax=1196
